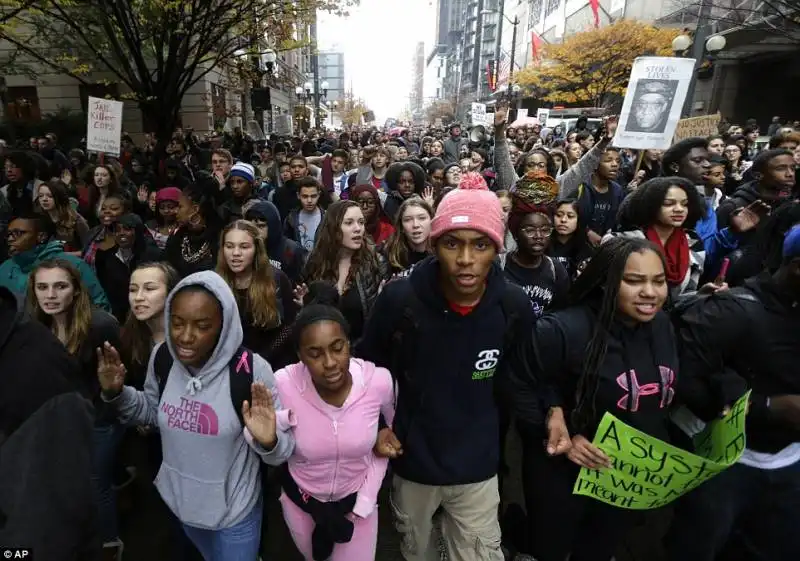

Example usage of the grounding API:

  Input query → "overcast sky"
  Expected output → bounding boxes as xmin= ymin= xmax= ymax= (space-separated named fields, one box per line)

xmin=317 ymin=0 xmax=436 ymax=122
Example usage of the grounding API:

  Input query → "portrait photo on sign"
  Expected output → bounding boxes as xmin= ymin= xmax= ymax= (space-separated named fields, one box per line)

xmin=625 ymin=79 xmax=678 ymax=134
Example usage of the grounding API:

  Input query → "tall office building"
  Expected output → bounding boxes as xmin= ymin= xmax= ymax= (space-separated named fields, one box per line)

xmin=318 ymin=51 xmax=345 ymax=103
xmin=427 ymin=0 xmax=499 ymax=112
xmin=410 ymin=42 xmax=425 ymax=117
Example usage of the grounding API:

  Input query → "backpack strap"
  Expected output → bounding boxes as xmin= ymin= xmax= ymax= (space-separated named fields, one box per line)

xmin=153 ymin=343 xmax=173 ymax=398
xmin=499 ymin=285 xmax=523 ymax=356
xmin=228 ymin=346 xmax=255 ymax=428
xmin=544 ymin=255 xmax=556 ymax=284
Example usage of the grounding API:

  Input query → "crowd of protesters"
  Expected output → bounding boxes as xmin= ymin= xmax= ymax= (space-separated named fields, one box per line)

xmin=0 ymin=106 xmax=799 ymax=561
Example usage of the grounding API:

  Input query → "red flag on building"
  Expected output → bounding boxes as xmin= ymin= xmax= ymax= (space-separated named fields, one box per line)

xmin=531 ymin=32 xmax=543 ymax=62
xmin=589 ymin=0 xmax=600 ymax=28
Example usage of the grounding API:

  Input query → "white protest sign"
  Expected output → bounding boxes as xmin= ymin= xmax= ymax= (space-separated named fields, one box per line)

xmin=86 ymin=96 xmax=124 ymax=156
xmin=274 ymin=114 xmax=293 ymax=135
xmin=536 ymin=108 xmax=551 ymax=126
xmin=614 ymin=57 xmax=696 ymax=150
xmin=517 ymin=109 xmax=528 ymax=119
xmin=471 ymin=102 xmax=488 ymax=127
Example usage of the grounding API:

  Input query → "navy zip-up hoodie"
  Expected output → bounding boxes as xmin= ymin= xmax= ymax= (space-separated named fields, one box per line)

xmin=355 ymin=256 xmax=532 ymax=485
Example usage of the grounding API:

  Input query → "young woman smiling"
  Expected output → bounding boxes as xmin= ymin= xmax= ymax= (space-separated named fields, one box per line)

xmin=83 ymin=192 xmax=132 ymax=268
xmin=510 ymin=238 xmax=681 ymax=561
xmin=274 ymin=303 xmax=395 ymax=561
xmin=611 ymin=177 xmax=712 ymax=298
xmin=27 ymin=258 xmax=124 ymax=561
xmin=217 ymin=220 xmax=297 ymax=368
xmin=303 ymin=200 xmax=388 ymax=342
xmin=382 ymin=197 xmax=434 ymax=276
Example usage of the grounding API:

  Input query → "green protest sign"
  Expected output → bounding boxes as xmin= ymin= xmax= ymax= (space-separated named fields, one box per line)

xmin=572 ymin=391 xmax=750 ymax=510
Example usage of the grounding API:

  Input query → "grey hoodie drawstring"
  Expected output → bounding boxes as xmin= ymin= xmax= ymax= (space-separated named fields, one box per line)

xmin=186 ymin=377 xmax=203 ymax=396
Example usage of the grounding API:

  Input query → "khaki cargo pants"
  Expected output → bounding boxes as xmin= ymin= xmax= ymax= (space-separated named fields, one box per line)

xmin=390 ymin=474 xmax=505 ymax=561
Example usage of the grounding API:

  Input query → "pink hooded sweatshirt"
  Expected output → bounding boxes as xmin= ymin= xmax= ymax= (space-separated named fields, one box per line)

xmin=273 ymin=358 xmax=395 ymax=518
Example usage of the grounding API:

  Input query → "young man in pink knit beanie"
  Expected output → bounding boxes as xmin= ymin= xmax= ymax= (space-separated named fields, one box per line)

xmin=356 ymin=182 xmax=545 ymax=561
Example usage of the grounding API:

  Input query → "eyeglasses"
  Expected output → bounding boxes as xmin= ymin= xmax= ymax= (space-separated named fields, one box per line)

xmin=526 ymin=161 xmax=548 ymax=169
xmin=6 ymin=229 xmax=32 ymax=240
xmin=357 ymin=198 xmax=376 ymax=208
xmin=520 ymin=226 xmax=553 ymax=238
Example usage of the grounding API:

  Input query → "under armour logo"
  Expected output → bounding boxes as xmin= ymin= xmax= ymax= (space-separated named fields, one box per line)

xmin=616 ymin=367 xmax=675 ymax=412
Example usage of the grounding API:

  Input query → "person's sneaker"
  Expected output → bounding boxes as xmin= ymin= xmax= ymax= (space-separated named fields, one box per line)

xmin=112 ymin=466 xmax=137 ymax=490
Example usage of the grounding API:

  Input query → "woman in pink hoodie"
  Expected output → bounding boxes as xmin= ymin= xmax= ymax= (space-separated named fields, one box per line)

xmin=273 ymin=302 xmax=395 ymax=561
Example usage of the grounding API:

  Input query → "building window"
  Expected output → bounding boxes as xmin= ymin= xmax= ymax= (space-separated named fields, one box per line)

xmin=528 ymin=0 xmax=543 ymax=28
xmin=4 ymin=86 xmax=41 ymax=122
xmin=545 ymin=0 xmax=560 ymax=17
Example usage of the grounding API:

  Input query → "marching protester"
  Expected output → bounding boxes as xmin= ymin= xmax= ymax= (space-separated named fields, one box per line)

xmin=274 ymin=301 xmax=395 ymax=560
xmin=381 ymin=197 xmax=433 ymax=276
xmin=511 ymin=237 xmax=678 ymax=561
xmin=303 ymin=200 xmax=388 ymax=342
xmin=96 ymin=271 xmax=295 ymax=561
xmin=28 ymin=258 xmax=123 ymax=560
xmin=667 ymin=225 xmax=800 ymax=561
xmin=357 ymin=183 xmax=534 ymax=561
xmin=2 ymin=43 xmax=800 ymax=561
xmin=217 ymin=219 xmax=297 ymax=368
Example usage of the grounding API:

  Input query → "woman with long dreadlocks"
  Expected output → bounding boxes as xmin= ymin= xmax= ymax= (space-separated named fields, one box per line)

xmin=508 ymin=237 xmax=680 ymax=561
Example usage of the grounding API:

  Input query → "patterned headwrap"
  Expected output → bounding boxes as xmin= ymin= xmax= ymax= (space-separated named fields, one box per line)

xmin=508 ymin=171 xmax=559 ymax=234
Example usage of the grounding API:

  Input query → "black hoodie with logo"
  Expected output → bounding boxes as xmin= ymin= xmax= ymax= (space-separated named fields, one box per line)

xmin=356 ymin=256 xmax=534 ymax=485
xmin=516 ymin=302 xmax=679 ymax=442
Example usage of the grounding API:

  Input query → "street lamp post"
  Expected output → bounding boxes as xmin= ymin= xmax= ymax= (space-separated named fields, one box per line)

xmin=330 ymin=100 xmax=339 ymax=129
xmin=295 ymin=81 xmax=312 ymax=132
xmin=672 ymin=0 xmax=726 ymax=117
xmin=481 ymin=8 xmax=520 ymax=100
xmin=673 ymin=32 xmax=727 ymax=117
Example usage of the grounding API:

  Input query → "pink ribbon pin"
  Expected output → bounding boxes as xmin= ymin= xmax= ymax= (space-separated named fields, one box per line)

xmin=236 ymin=351 xmax=251 ymax=374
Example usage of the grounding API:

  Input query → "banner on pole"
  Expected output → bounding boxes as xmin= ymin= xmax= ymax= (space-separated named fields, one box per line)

xmin=573 ymin=392 xmax=749 ymax=510
xmin=86 ymin=96 xmax=124 ymax=156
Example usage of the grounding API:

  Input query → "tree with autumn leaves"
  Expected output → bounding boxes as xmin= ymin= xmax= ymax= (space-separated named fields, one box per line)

xmin=0 ymin=0 xmax=357 ymax=139
xmin=515 ymin=20 xmax=676 ymax=108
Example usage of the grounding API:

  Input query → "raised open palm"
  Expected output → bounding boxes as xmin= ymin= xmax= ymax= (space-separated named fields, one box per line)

xmin=243 ymin=382 xmax=277 ymax=449
xmin=96 ymin=342 xmax=126 ymax=397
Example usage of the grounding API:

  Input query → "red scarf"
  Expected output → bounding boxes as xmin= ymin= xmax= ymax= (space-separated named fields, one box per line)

xmin=645 ymin=227 xmax=689 ymax=286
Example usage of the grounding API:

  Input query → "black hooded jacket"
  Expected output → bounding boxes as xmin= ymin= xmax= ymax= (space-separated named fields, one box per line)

xmin=245 ymin=200 xmax=306 ymax=284
xmin=0 ymin=286 xmax=99 ymax=560
xmin=675 ymin=274 xmax=800 ymax=454
xmin=515 ymin=301 xmax=679 ymax=443
xmin=356 ymin=257 xmax=534 ymax=485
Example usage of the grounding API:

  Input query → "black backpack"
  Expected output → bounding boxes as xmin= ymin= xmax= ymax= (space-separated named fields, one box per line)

xmin=153 ymin=343 xmax=255 ymax=427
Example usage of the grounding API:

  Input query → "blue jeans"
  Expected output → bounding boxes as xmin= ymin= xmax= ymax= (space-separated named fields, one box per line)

xmin=666 ymin=458 xmax=800 ymax=561
xmin=91 ymin=423 xmax=124 ymax=543
xmin=182 ymin=499 xmax=263 ymax=561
